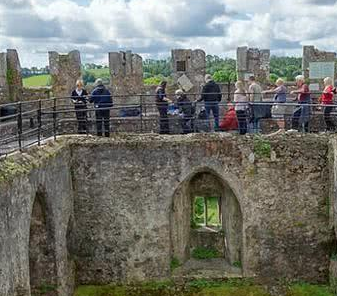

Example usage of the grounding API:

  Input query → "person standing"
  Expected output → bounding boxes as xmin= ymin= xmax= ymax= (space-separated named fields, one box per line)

xmin=263 ymin=78 xmax=287 ymax=130
xmin=290 ymin=75 xmax=311 ymax=132
xmin=320 ymin=77 xmax=335 ymax=131
xmin=248 ymin=76 xmax=263 ymax=133
xmin=175 ymin=89 xmax=195 ymax=134
xmin=198 ymin=74 xmax=222 ymax=131
xmin=156 ymin=81 xmax=171 ymax=134
xmin=234 ymin=81 xmax=248 ymax=135
xmin=71 ymin=79 xmax=88 ymax=134
xmin=90 ymin=79 xmax=113 ymax=137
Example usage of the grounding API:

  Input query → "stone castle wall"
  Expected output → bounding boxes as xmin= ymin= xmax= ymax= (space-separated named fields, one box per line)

xmin=237 ymin=47 xmax=270 ymax=84
xmin=49 ymin=50 xmax=81 ymax=98
xmin=0 ymin=49 xmax=23 ymax=104
xmin=302 ymin=46 xmax=337 ymax=93
xmin=0 ymin=133 xmax=336 ymax=295
xmin=109 ymin=51 xmax=144 ymax=96
xmin=172 ymin=49 xmax=206 ymax=93
xmin=0 ymin=144 xmax=74 ymax=296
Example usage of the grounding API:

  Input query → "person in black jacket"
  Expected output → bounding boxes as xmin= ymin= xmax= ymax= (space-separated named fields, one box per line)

xmin=175 ymin=89 xmax=195 ymax=134
xmin=89 ymin=79 xmax=113 ymax=137
xmin=71 ymin=79 xmax=88 ymax=134
xmin=155 ymin=81 xmax=172 ymax=134
xmin=198 ymin=74 xmax=222 ymax=131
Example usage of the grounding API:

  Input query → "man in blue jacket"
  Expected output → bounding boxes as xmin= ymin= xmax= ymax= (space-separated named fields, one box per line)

xmin=90 ymin=79 xmax=113 ymax=137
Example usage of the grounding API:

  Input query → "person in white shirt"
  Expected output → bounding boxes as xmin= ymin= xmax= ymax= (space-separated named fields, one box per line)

xmin=248 ymin=76 xmax=263 ymax=133
xmin=234 ymin=81 xmax=248 ymax=135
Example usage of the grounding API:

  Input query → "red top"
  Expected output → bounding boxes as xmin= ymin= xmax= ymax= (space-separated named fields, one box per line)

xmin=298 ymin=84 xmax=310 ymax=102
xmin=220 ymin=107 xmax=238 ymax=131
xmin=320 ymin=85 xmax=334 ymax=105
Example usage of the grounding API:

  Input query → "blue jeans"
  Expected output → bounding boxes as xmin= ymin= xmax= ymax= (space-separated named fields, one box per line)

xmin=250 ymin=118 xmax=261 ymax=133
xmin=205 ymin=102 xmax=219 ymax=130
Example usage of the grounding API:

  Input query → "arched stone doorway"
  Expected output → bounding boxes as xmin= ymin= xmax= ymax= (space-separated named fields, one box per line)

xmin=29 ymin=188 xmax=57 ymax=295
xmin=170 ymin=170 xmax=243 ymax=274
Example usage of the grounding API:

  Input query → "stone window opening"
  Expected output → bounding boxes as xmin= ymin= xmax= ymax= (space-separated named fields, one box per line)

xmin=176 ymin=61 xmax=186 ymax=72
xmin=171 ymin=171 xmax=243 ymax=276
xmin=192 ymin=196 xmax=222 ymax=231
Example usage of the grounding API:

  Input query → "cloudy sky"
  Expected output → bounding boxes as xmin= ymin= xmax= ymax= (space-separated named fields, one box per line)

xmin=0 ymin=0 xmax=337 ymax=67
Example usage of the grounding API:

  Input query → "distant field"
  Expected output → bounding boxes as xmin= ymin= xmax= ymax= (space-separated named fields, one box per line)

xmin=23 ymin=74 xmax=51 ymax=87
xmin=22 ymin=68 xmax=110 ymax=88
xmin=87 ymin=68 xmax=110 ymax=77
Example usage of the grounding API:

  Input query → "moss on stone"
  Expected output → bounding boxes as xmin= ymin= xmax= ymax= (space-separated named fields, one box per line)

xmin=0 ymin=139 xmax=67 ymax=185
xmin=253 ymin=137 xmax=271 ymax=159
xmin=73 ymin=281 xmax=334 ymax=296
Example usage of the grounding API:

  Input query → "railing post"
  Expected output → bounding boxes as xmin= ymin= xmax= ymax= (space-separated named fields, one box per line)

xmin=86 ymin=102 xmax=89 ymax=136
xmin=227 ymin=82 xmax=231 ymax=102
xmin=140 ymin=95 xmax=143 ymax=133
xmin=37 ymin=100 xmax=42 ymax=146
xmin=17 ymin=102 xmax=22 ymax=151
xmin=53 ymin=97 xmax=57 ymax=140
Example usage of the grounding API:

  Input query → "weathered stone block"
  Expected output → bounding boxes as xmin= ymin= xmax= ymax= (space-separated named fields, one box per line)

xmin=49 ymin=50 xmax=81 ymax=98
xmin=172 ymin=49 xmax=206 ymax=93
xmin=302 ymin=45 xmax=336 ymax=91
xmin=236 ymin=47 xmax=270 ymax=84
xmin=177 ymin=74 xmax=194 ymax=92
xmin=109 ymin=51 xmax=144 ymax=96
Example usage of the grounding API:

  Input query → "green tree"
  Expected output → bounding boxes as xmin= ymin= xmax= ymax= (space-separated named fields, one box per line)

xmin=269 ymin=73 xmax=278 ymax=83
xmin=270 ymin=56 xmax=302 ymax=81
xmin=82 ymin=71 xmax=96 ymax=84
xmin=213 ymin=70 xmax=236 ymax=83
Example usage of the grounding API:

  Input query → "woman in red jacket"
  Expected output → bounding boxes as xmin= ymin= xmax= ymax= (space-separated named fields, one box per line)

xmin=320 ymin=77 xmax=335 ymax=131
xmin=220 ymin=103 xmax=238 ymax=132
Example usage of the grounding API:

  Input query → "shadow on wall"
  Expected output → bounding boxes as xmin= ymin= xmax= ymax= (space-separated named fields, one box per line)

xmin=170 ymin=168 xmax=243 ymax=268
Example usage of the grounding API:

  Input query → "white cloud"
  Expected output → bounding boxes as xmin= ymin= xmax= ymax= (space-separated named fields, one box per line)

xmin=0 ymin=0 xmax=336 ymax=67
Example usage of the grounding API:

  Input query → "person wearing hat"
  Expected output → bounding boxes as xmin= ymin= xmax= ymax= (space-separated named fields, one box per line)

xmin=198 ymin=74 xmax=222 ymax=131
xmin=90 ymin=79 xmax=113 ymax=137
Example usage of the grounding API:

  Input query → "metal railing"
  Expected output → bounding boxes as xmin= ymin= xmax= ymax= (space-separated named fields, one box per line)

xmin=0 ymin=91 xmax=336 ymax=157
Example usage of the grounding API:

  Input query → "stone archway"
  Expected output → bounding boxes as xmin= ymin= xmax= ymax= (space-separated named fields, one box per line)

xmin=29 ymin=188 xmax=57 ymax=295
xmin=170 ymin=170 xmax=243 ymax=270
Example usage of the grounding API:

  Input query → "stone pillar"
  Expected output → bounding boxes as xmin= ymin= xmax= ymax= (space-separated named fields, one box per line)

xmin=171 ymin=49 xmax=206 ymax=94
xmin=6 ymin=49 xmax=23 ymax=102
xmin=0 ymin=52 xmax=8 ymax=103
xmin=236 ymin=46 xmax=270 ymax=84
xmin=302 ymin=46 xmax=336 ymax=93
xmin=0 ymin=49 xmax=23 ymax=103
xmin=109 ymin=50 xmax=144 ymax=96
xmin=49 ymin=50 xmax=81 ymax=98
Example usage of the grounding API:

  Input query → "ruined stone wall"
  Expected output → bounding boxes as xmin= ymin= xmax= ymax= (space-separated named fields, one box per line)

xmin=0 ymin=134 xmax=335 ymax=295
xmin=0 ymin=52 xmax=9 ymax=103
xmin=6 ymin=49 xmax=23 ymax=102
xmin=302 ymin=46 xmax=337 ymax=93
xmin=49 ymin=50 xmax=81 ymax=98
xmin=0 ymin=144 xmax=75 ymax=296
xmin=237 ymin=47 xmax=270 ymax=84
xmin=22 ymin=87 xmax=51 ymax=102
xmin=109 ymin=51 xmax=144 ymax=98
xmin=172 ymin=49 xmax=206 ymax=93
xmin=0 ymin=49 xmax=23 ymax=103
xmin=69 ymin=134 xmax=331 ymax=284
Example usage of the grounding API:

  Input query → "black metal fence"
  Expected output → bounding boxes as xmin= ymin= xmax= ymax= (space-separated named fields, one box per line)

xmin=0 ymin=91 xmax=336 ymax=157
